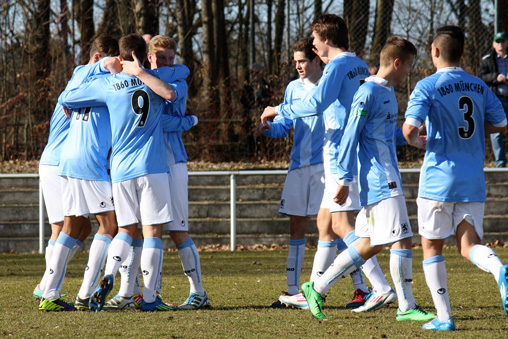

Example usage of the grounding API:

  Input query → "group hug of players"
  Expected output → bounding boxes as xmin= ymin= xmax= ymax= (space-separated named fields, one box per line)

xmin=35 ymin=13 xmax=508 ymax=331
xmin=35 ymin=34 xmax=207 ymax=312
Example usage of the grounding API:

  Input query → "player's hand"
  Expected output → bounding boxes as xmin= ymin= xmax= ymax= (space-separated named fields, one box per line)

xmin=104 ymin=57 xmax=122 ymax=75
xmin=497 ymin=74 xmax=507 ymax=83
xmin=334 ymin=185 xmax=349 ymax=205
xmin=121 ymin=52 xmax=143 ymax=77
xmin=62 ymin=106 xmax=72 ymax=118
xmin=254 ymin=123 xmax=270 ymax=139
xmin=313 ymin=48 xmax=330 ymax=64
xmin=260 ymin=106 xmax=277 ymax=126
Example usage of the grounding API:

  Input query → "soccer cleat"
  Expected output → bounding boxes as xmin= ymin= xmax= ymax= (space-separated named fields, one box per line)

xmin=178 ymin=292 xmax=210 ymax=310
xmin=132 ymin=294 xmax=143 ymax=309
xmin=279 ymin=292 xmax=309 ymax=309
xmin=33 ymin=284 xmax=44 ymax=301
xmin=422 ymin=317 xmax=456 ymax=331
xmin=345 ymin=289 xmax=368 ymax=309
xmin=352 ymin=289 xmax=396 ymax=313
xmin=89 ymin=274 xmax=114 ymax=312
xmin=140 ymin=297 xmax=176 ymax=312
xmin=498 ymin=264 xmax=508 ymax=315
xmin=396 ymin=305 xmax=436 ymax=321
xmin=103 ymin=295 xmax=136 ymax=311
xmin=74 ymin=295 xmax=90 ymax=311
xmin=301 ymin=281 xmax=326 ymax=320
xmin=38 ymin=297 xmax=77 ymax=312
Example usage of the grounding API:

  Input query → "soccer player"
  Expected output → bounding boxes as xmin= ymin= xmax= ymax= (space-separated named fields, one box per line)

xmin=37 ymin=36 xmax=123 ymax=311
xmin=301 ymin=36 xmax=436 ymax=322
xmin=256 ymin=37 xmax=368 ymax=309
xmin=148 ymin=35 xmax=208 ymax=310
xmin=103 ymin=35 xmax=206 ymax=311
xmin=403 ymin=26 xmax=508 ymax=331
xmin=59 ymin=34 xmax=186 ymax=312
xmin=261 ymin=14 xmax=394 ymax=312
xmin=55 ymin=34 xmax=122 ymax=311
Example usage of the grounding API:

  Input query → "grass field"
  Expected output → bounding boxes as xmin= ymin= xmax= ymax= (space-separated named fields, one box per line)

xmin=1 ymin=247 xmax=508 ymax=338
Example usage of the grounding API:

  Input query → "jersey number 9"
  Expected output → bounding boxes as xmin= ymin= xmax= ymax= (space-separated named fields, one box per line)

xmin=132 ymin=90 xmax=150 ymax=128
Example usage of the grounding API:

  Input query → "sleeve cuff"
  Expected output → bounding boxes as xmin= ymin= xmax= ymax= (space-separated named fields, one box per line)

xmin=404 ymin=117 xmax=422 ymax=128
xmin=338 ymin=179 xmax=351 ymax=186
xmin=192 ymin=116 xmax=198 ymax=126
xmin=494 ymin=118 xmax=508 ymax=128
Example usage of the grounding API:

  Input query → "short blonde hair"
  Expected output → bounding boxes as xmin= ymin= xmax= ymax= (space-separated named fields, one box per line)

xmin=148 ymin=35 xmax=177 ymax=55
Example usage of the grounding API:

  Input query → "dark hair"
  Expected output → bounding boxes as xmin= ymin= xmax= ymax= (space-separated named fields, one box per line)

xmin=89 ymin=34 xmax=119 ymax=59
xmin=311 ymin=14 xmax=349 ymax=50
xmin=379 ymin=36 xmax=417 ymax=67
xmin=293 ymin=37 xmax=318 ymax=61
xmin=119 ymin=34 xmax=146 ymax=62
xmin=433 ymin=25 xmax=464 ymax=63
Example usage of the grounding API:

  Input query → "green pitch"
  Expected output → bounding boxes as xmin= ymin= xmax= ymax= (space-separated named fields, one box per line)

xmin=1 ymin=248 xmax=508 ymax=338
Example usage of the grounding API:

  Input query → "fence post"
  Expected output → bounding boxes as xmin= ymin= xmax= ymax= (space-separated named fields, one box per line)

xmin=230 ymin=173 xmax=236 ymax=251
xmin=39 ymin=179 xmax=45 ymax=254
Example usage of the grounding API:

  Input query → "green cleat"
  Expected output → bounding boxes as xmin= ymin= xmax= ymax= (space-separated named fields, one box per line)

xmin=396 ymin=305 xmax=435 ymax=321
xmin=39 ymin=297 xmax=77 ymax=312
xmin=301 ymin=281 xmax=327 ymax=320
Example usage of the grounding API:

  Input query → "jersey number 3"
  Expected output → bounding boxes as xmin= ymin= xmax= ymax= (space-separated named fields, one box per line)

xmin=132 ymin=90 xmax=150 ymax=127
xmin=458 ymin=96 xmax=475 ymax=139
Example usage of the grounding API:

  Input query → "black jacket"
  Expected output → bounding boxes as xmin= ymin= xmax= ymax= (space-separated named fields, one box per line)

xmin=478 ymin=49 xmax=501 ymax=94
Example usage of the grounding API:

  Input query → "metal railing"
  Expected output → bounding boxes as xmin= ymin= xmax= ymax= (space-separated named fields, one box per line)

xmin=2 ymin=167 xmax=507 ymax=253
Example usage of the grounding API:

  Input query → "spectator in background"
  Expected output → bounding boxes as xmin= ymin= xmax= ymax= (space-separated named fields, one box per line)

xmin=479 ymin=32 xmax=508 ymax=167
xmin=241 ymin=62 xmax=273 ymax=158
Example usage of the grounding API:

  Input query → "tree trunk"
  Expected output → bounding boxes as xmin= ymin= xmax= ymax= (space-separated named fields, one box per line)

xmin=73 ymin=0 xmax=95 ymax=64
xmin=266 ymin=0 xmax=273 ymax=75
xmin=176 ymin=0 xmax=198 ymax=95
xmin=273 ymin=0 xmax=285 ymax=72
xmin=134 ymin=0 xmax=158 ymax=36
xmin=201 ymin=0 xmax=218 ymax=115
xmin=349 ymin=0 xmax=369 ymax=58
xmin=97 ymin=0 xmax=122 ymax=38
xmin=212 ymin=0 xmax=230 ymax=111
xmin=314 ymin=0 xmax=322 ymax=21
xmin=34 ymin=0 xmax=51 ymax=79
xmin=370 ymin=0 xmax=394 ymax=64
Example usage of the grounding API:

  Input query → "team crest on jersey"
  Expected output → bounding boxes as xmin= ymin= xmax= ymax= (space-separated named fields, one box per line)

xmin=353 ymin=102 xmax=367 ymax=117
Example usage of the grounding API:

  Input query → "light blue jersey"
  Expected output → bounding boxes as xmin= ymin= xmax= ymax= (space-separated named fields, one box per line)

xmin=58 ymin=66 xmax=183 ymax=183
xmin=405 ymin=67 xmax=507 ymax=202
xmin=161 ymin=65 xmax=190 ymax=166
xmin=263 ymin=78 xmax=324 ymax=171
xmin=59 ymin=73 xmax=112 ymax=181
xmin=337 ymin=76 xmax=404 ymax=206
xmin=40 ymin=59 xmax=110 ymax=166
xmin=276 ymin=52 xmax=369 ymax=174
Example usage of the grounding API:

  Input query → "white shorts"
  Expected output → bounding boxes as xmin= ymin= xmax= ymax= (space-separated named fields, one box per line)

xmin=355 ymin=195 xmax=413 ymax=246
xmin=113 ymin=173 xmax=172 ymax=227
xmin=60 ymin=176 xmax=114 ymax=217
xmin=39 ymin=165 xmax=64 ymax=224
xmin=417 ymin=197 xmax=485 ymax=240
xmin=279 ymin=163 xmax=324 ymax=217
xmin=163 ymin=163 xmax=189 ymax=232
xmin=320 ymin=173 xmax=360 ymax=212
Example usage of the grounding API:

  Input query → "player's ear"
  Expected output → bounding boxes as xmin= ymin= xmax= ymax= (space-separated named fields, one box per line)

xmin=393 ymin=58 xmax=401 ymax=70
xmin=92 ymin=53 xmax=101 ymax=63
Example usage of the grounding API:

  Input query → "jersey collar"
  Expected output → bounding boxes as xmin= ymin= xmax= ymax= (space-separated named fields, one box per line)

xmin=365 ymin=75 xmax=390 ymax=89
xmin=436 ymin=66 xmax=463 ymax=73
